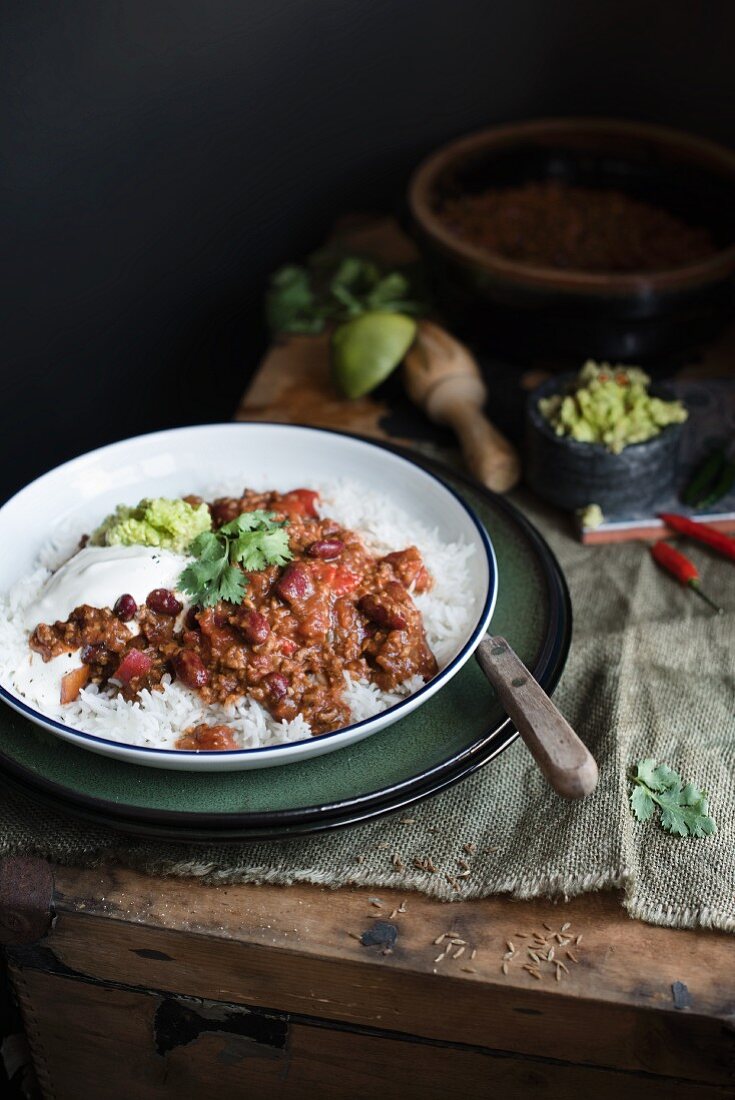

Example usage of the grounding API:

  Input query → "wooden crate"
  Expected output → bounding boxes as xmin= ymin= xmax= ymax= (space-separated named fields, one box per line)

xmin=2 ymin=858 xmax=735 ymax=1099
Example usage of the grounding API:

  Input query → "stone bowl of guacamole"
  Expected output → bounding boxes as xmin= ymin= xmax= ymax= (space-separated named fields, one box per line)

xmin=525 ymin=361 xmax=688 ymax=513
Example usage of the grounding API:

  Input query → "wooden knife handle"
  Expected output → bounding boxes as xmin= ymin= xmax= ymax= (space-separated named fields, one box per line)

xmin=476 ymin=636 xmax=599 ymax=799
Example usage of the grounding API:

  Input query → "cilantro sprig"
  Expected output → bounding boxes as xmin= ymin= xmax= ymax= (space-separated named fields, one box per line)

xmin=266 ymin=252 xmax=427 ymax=335
xmin=178 ymin=510 xmax=292 ymax=608
xmin=630 ymin=759 xmax=716 ymax=838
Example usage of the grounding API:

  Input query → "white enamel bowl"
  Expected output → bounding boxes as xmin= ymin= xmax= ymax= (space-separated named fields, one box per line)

xmin=0 ymin=424 xmax=496 ymax=771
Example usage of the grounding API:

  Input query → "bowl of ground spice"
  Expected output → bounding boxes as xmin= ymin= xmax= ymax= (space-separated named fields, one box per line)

xmin=409 ymin=119 xmax=735 ymax=358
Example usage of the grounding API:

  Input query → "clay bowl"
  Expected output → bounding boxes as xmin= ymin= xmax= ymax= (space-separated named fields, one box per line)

xmin=524 ymin=375 xmax=685 ymax=513
xmin=408 ymin=118 xmax=735 ymax=359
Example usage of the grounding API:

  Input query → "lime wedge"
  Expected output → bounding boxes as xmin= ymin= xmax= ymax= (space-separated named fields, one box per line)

xmin=332 ymin=312 xmax=417 ymax=399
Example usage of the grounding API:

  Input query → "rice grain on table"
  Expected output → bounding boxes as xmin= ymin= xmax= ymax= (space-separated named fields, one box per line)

xmin=0 ymin=479 xmax=477 ymax=751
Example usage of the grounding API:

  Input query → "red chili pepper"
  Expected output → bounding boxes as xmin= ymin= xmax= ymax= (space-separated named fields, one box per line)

xmin=659 ymin=513 xmax=735 ymax=562
xmin=650 ymin=542 xmax=723 ymax=613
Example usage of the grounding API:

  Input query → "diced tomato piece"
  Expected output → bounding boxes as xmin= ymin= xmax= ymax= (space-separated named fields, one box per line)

xmin=308 ymin=561 xmax=359 ymax=595
xmin=60 ymin=664 xmax=90 ymax=704
xmin=114 ymin=649 xmax=153 ymax=684
xmin=279 ymin=638 xmax=298 ymax=656
xmin=278 ymin=489 xmax=319 ymax=518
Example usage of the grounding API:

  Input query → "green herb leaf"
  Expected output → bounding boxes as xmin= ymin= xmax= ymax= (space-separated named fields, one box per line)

xmin=179 ymin=511 xmax=294 ymax=607
xmin=629 ymin=759 xmax=716 ymax=838
xmin=265 ymin=252 xmax=428 ymax=335
xmin=630 ymin=784 xmax=656 ymax=822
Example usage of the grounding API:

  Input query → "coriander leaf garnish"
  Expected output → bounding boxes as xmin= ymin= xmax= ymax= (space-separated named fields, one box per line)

xmin=630 ymin=759 xmax=716 ymax=838
xmin=265 ymin=252 xmax=428 ymax=335
xmin=178 ymin=510 xmax=292 ymax=607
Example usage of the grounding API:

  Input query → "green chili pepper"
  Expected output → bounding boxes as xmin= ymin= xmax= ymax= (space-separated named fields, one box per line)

xmin=681 ymin=447 xmax=726 ymax=507
xmin=696 ymin=459 xmax=735 ymax=509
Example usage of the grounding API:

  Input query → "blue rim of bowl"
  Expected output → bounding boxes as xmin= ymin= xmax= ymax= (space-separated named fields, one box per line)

xmin=0 ymin=423 xmax=497 ymax=760
xmin=0 ymin=450 xmax=572 ymax=837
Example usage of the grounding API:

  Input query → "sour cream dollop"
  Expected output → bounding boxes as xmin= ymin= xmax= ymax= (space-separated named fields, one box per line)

xmin=23 ymin=544 xmax=190 ymax=630
xmin=15 ymin=545 xmax=190 ymax=712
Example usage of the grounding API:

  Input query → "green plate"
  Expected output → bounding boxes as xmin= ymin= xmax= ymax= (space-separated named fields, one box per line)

xmin=0 ymin=458 xmax=571 ymax=841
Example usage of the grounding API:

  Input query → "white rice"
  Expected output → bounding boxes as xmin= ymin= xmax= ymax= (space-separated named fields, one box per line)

xmin=0 ymin=480 xmax=475 ymax=749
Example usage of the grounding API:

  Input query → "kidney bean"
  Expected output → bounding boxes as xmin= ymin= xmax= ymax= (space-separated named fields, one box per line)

xmin=114 ymin=593 xmax=137 ymax=621
xmin=174 ymin=649 xmax=209 ymax=689
xmin=307 ymin=538 xmax=344 ymax=560
xmin=146 ymin=588 xmax=183 ymax=616
xmin=358 ymin=594 xmax=408 ymax=631
xmin=275 ymin=562 xmax=314 ymax=603
xmin=264 ymin=672 xmax=289 ymax=701
xmin=185 ymin=606 xmax=201 ymax=630
xmin=240 ymin=610 xmax=270 ymax=645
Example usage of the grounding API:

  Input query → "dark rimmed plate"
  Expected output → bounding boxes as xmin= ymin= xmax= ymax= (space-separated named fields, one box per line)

xmin=0 ymin=455 xmax=571 ymax=842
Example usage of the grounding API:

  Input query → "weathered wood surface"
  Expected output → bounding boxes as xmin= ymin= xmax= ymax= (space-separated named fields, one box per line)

xmin=41 ymin=865 xmax=735 ymax=1085
xmin=3 ymin=861 xmax=734 ymax=1096
xmin=10 ymin=964 xmax=734 ymax=1100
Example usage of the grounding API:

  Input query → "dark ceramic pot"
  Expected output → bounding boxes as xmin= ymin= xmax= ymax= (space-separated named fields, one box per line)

xmin=409 ymin=119 xmax=735 ymax=360
xmin=524 ymin=375 xmax=684 ymax=513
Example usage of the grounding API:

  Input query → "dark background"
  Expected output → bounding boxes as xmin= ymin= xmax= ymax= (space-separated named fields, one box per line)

xmin=3 ymin=0 xmax=735 ymax=501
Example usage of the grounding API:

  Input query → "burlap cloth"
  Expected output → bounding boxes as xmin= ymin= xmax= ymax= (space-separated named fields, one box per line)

xmin=1 ymin=493 xmax=733 ymax=931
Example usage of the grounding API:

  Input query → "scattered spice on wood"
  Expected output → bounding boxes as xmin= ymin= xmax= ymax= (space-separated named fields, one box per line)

xmin=470 ymin=949 xmax=477 ymax=961
xmin=560 ymin=922 xmax=571 ymax=932
xmin=461 ymin=967 xmax=477 ymax=974
xmin=368 ymin=898 xmax=383 ymax=908
xmin=566 ymin=950 xmax=579 ymax=964
xmin=453 ymin=946 xmax=466 ymax=959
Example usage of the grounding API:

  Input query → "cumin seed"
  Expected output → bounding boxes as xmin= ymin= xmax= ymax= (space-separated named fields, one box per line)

xmin=561 ymin=922 xmax=571 ymax=932
xmin=557 ymin=960 xmax=569 ymax=974
xmin=566 ymin=950 xmax=578 ymax=963
xmin=461 ymin=967 xmax=476 ymax=974
xmin=575 ymin=934 xmax=583 ymax=945
xmin=503 ymin=950 xmax=514 ymax=961
xmin=527 ymin=949 xmax=540 ymax=963
xmin=470 ymin=949 xmax=477 ymax=960
xmin=555 ymin=964 xmax=562 ymax=982
xmin=502 ymin=961 xmax=509 ymax=975
xmin=543 ymin=922 xmax=553 ymax=931
xmin=434 ymin=952 xmax=446 ymax=963
xmin=506 ymin=940 xmax=514 ymax=952
xmin=453 ymin=946 xmax=466 ymax=959
xmin=463 ymin=843 xmax=477 ymax=854
xmin=433 ymin=934 xmax=446 ymax=945
xmin=547 ymin=947 xmax=555 ymax=962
